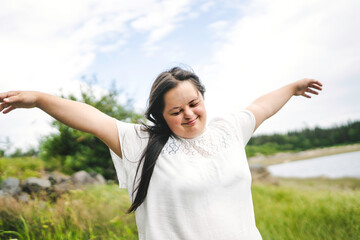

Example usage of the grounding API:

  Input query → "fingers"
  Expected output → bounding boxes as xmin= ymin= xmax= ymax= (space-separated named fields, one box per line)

xmin=309 ymin=81 xmax=323 ymax=91
xmin=3 ymin=95 xmax=19 ymax=103
xmin=0 ymin=100 xmax=11 ymax=113
xmin=306 ymin=88 xmax=319 ymax=95
xmin=2 ymin=106 xmax=15 ymax=114
xmin=0 ymin=91 xmax=21 ymax=114
xmin=0 ymin=91 xmax=20 ymax=101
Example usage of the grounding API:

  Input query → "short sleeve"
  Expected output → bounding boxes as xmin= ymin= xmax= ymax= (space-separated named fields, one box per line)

xmin=226 ymin=110 xmax=256 ymax=147
xmin=109 ymin=120 xmax=149 ymax=189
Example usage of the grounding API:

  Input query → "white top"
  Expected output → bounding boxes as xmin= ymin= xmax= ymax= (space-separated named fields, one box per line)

xmin=110 ymin=110 xmax=262 ymax=240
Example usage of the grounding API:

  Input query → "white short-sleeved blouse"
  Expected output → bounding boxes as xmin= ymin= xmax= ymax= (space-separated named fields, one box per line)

xmin=110 ymin=110 xmax=262 ymax=240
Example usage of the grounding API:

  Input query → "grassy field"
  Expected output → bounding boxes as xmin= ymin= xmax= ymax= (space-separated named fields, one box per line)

xmin=253 ymin=178 xmax=360 ymax=240
xmin=1 ymin=180 xmax=359 ymax=240
xmin=0 ymin=185 xmax=137 ymax=240
xmin=1 ymin=157 xmax=359 ymax=240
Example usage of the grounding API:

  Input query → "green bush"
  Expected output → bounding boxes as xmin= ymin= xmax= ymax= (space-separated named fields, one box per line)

xmin=39 ymin=82 xmax=144 ymax=179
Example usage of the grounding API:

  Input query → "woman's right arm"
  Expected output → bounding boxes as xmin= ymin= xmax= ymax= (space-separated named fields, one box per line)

xmin=0 ymin=91 xmax=122 ymax=158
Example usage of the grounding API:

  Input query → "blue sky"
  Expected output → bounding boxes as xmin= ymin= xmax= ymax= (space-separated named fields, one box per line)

xmin=1 ymin=0 xmax=360 ymax=152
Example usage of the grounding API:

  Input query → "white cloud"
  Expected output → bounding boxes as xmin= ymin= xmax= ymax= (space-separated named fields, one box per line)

xmin=200 ymin=1 xmax=216 ymax=12
xmin=130 ymin=0 xmax=194 ymax=53
xmin=200 ymin=0 xmax=360 ymax=134
xmin=0 ymin=0 xmax=195 ymax=151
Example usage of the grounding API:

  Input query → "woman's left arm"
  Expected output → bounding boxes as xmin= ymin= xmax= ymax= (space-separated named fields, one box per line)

xmin=246 ymin=78 xmax=323 ymax=132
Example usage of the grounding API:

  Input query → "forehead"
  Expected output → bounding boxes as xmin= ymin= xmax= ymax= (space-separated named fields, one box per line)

xmin=163 ymin=81 xmax=200 ymax=109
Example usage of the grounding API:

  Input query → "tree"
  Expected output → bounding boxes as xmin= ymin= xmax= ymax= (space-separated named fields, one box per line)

xmin=40 ymin=80 xmax=144 ymax=179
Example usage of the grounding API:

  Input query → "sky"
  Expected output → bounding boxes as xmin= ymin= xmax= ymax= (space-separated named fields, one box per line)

xmin=1 ymin=0 xmax=360 ymax=153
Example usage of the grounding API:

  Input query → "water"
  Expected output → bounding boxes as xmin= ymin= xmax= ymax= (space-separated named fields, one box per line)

xmin=267 ymin=151 xmax=360 ymax=178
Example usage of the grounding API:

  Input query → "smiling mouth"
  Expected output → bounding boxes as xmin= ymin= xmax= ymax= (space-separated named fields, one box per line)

xmin=182 ymin=116 xmax=199 ymax=126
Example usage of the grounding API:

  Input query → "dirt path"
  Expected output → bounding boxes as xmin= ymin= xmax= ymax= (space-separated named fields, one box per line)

xmin=248 ymin=144 xmax=360 ymax=166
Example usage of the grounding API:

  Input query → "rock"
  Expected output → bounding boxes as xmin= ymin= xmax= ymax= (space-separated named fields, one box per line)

xmin=2 ymin=177 xmax=21 ymax=196
xmin=71 ymin=170 xmax=97 ymax=186
xmin=94 ymin=174 xmax=106 ymax=185
xmin=48 ymin=171 xmax=70 ymax=185
xmin=0 ymin=190 xmax=3 ymax=197
xmin=52 ymin=181 xmax=74 ymax=195
xmin=23 ymin=177 xmax=51 ymax=194
xmin=250 ymin=164 xmax=278 ymax=184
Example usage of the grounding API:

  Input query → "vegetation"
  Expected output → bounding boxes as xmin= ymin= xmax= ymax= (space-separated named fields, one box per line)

xmin=246 ymin=121 xmax=360 ymax=157
xmin=39 ymin=82 xmax=144 ymax=179
xmin=0 ymin=185 xmax=137 ymax=240
xmin=1 ymin=147 xmax=359 ymax=239
xmin=1 ymin=179 xmax=359 ymax=240
xmin=0 ymin=157 xmax=44 ymax=185
xmin=253 ymin=179 xmax=360 ymax=240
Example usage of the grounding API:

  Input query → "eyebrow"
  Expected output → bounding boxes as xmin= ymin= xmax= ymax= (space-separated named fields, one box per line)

xmin=168 ymin=97 xmax=199 ymax=112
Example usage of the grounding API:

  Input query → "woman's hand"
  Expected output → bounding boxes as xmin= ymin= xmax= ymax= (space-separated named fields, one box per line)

xmin=294 ymin=78 xmax=323 ymax=98
xmin=0 ymin=91 xmax=39 ymax=114
xmin=247 ymin=78 xmax=323 ymax=132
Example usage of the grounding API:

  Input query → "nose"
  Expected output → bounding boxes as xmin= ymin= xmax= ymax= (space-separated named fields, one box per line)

xmin=183 ymin=107 xmax=194 ymax=119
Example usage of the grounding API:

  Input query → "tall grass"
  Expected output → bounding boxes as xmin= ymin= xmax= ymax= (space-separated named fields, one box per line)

xmin=1 ymin=181 xmax=359 ymax=240
xmin=253 ymin=180 xmax=360 ymax=240
xmin=0 ymin=185 xmax=137 ymax=240
xmin=1 ymin=155 xmax=359 ymax=240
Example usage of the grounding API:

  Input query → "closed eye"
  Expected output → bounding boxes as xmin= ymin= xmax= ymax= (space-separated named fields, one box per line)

xmin=190 ymin=102 xmax=199 ymax=107
xmin=171 ymin=110 xmax=182 ymax=116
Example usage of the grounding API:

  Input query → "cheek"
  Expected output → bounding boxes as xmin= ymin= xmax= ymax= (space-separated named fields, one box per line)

xmin=194 ymin=105 xmax=206 ymax=117
xmin=172 ymin=116 xmax=183 ymax=126
xmin=165 ymin=116 xmax=182 ymax=128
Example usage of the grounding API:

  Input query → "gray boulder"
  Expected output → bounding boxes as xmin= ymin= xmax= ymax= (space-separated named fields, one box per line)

xmin=48 ymin=171 xmax=70 ymax=185
xmin=23 ymin=177 xmax=51 ymax=194
xmin=71 ymin=170 xmax=97 ymax=186
xmin=2 ymin=177 xmax=21 ymax=196
xmin=94 ymin=174 xmax=106 ymax=185
xmin=53 ymin=181 xmax=74 ymax=195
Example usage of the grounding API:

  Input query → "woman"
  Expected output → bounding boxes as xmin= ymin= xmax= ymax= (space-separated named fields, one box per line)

xmin=0 ymin=67 xmax=322 ymax=239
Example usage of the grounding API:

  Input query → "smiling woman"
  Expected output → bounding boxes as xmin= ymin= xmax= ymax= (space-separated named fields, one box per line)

xmin=0 ymin=66 xmax=322 ymax=240
xmin=163 ymin=81 xmax=207 ymax=139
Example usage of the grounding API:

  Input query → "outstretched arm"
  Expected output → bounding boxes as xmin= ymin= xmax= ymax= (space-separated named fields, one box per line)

xmin=0 ymin=91 xmax=122 ymax=157
xmin=246 ymin=79 xmax=323 ymax=131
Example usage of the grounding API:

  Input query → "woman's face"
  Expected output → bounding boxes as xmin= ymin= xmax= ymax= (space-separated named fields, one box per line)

xmin=162 ymin=81 xmax=207 ymax=139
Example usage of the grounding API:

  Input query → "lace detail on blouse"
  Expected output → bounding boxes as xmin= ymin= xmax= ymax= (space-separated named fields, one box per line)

xmin=162 ymin=123 xmax=234 ymax=158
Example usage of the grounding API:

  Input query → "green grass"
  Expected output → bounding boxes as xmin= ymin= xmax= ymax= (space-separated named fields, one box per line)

xmin=1 ymin=180 xmax=359 ymax=240
xmin=0 ymin=157 xmax=44 ymax=184
xmin=0 ymin=185 xmax=137 ymax=240
xmin=1 ymin=156 xmax=359 ymax=240
xmin=252 ymin=179 xmax=360 ymax=240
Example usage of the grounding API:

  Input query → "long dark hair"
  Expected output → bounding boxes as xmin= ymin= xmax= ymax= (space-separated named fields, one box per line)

xmin=127 ymin=66 xmax=205 ymax=213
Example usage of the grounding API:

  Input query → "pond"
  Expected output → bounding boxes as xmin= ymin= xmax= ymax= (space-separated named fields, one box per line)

xmin=267 ymin=151 xmax=360 ymax=178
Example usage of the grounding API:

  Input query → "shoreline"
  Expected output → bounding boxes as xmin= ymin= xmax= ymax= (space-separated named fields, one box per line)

xmin=248 ymin=143 xmax=360 ymax=166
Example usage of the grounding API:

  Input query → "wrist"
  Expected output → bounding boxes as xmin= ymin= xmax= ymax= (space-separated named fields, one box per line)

xmin=289 ymin=81 xmax=299 ymax=96
xmin=33 ymin=91 xmax=46 ymax=109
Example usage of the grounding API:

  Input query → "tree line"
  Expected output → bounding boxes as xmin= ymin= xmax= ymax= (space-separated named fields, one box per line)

xmin=245 ymin=121 xmax=360 ymax=157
